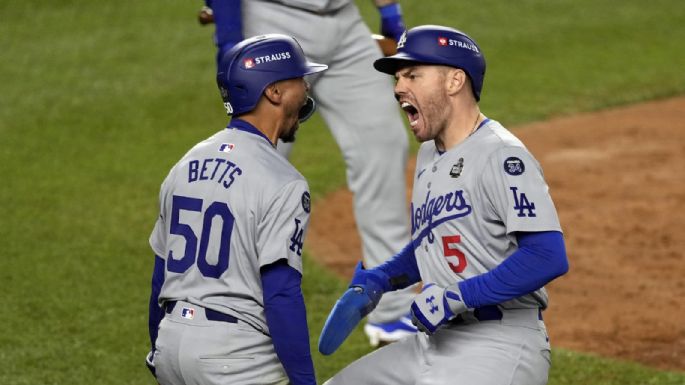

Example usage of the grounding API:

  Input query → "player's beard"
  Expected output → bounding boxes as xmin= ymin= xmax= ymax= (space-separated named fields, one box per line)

xmin=280 ymin=122 xmax=298 ymax=143
xmin=280 ymin=92 xmax=311 ymax=143
xmin=417 ymin=89 xmax=451 ymax=143
xmin=279 ymin=101 xmax=302 ymax=143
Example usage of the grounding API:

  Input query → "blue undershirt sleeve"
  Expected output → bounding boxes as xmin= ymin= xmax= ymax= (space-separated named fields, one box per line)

xmin=211 ymin=0 xmax=243 ymax=64
xmin=459 ymin=231 xmax=569 ymax=308
xmin=375 ymin=241 xmax=422 ymax=290
xmin=148 ymin=255 xmax=165 ymax=348
xmin=261 ymin=260 xmax=316 ymax=385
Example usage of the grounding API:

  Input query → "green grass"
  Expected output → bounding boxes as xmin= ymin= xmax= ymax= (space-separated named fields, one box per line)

xmin=0 ymin=0 xmax=683 ymax=384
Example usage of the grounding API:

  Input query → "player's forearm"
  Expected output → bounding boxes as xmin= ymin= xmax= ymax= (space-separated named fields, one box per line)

xmin=374 ymin=240 xmax=422 ymax=290
xmin=148 ymin=255 xmax=165 ymax=348
xmin=459 ymin=231 xmax=569 ymax=308
xmin=262 ymin=261 xmax=316 ymax=385
xmin=212 ymin=0 xmax=243 ymax=54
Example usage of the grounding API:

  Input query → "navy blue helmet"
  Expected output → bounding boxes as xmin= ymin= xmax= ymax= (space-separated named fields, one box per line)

xmin=374 ymin=25 xmax=486 ymax=101
xmin=217 ymin=34 xmax=328 ymax=120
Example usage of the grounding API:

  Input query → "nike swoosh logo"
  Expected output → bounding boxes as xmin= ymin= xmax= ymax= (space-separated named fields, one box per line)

xmin=417 ymin=168 xmax=427 ymax=179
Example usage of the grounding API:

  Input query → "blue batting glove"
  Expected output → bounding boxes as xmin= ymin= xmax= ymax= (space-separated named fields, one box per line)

xmin=379 ymin=3 xmax=406 ymax=42
xmin=349 ymin=261 xmax=391 ymax=301
xmin=318 ymin=262 xmax=390 ymax=355
xmin=410 ymin=283 xmax=469 ymax=334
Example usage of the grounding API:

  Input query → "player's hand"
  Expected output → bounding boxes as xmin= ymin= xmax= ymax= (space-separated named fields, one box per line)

xmin=318 ymin=262 xmax=390 ymax=355
xmin=378 ymin=3 xmax=405 ymax=42
xmin=410 ymin=283 xmax=469 ymax=334
xmin=145 ymin=349 xmax=156 ymax=378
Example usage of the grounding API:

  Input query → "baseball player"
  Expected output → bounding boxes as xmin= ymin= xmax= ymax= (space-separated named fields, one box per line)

xmin=145 ymin=34 xmax=327 ymax=385
xmin=200 ymin=0 xmax=419 ymax=346
xmin=318 ymin=25 xmax=569 ymax=385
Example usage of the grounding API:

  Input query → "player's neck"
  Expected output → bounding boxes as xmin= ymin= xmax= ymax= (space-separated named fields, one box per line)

xmin=437 ymin=104 xmax=482 ymax=152
xmin=239 ymin=114 xmax=280 ymax=146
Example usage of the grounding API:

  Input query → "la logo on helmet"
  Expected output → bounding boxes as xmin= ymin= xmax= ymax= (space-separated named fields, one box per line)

xmin=397 ymin=31 xmax=407 ymax=49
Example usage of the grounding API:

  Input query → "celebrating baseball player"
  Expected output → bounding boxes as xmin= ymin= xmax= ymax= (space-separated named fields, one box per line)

xmin=199 ymin=0 xmax=419 ymax=346
xmin=318 ymin=25 xmax=570 ymax=385
xmin=145 ymin=34 xmax=327 ymax=385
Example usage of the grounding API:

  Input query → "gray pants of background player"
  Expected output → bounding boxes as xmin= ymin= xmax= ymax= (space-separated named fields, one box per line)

xmin=324 ymin=308 xmax=552 ymax=385
xmin=242 ymin=0 xmax=415 ymax=323
xmin=154 ymin=301 xmax=288 ymax=385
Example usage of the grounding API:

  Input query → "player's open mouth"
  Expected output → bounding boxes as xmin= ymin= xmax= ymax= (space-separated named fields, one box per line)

xmin=401 ymin=101 xmax=420 ymax=127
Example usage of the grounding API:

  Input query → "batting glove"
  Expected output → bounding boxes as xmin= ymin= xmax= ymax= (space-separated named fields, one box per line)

xmin=410 ymin=283 xmax=470 ymax=334
xmin=145 ymin=349 xmax=156 ymax=377
xmin=378 ymin=3 xmax=406 ymax=42
xmin=318 ymin=262 xmax=391 ymax=355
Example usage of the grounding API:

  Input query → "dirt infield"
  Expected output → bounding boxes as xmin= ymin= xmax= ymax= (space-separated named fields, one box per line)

xmin=307 ymin=96 xmax=685 ymax=371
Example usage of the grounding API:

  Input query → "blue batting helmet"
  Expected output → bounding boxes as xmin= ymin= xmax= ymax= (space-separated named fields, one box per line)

xmin=374 ymin=25 xmax=486 ymax=101
xmin=217 ymin=34 xmax=328 ymax=119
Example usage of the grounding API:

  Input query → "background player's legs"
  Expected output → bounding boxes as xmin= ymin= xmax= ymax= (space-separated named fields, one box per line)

xmin=242 ymin=1 xmax=416 ymax=326
xmin=306 ymin=5 xmax=415 ymax=325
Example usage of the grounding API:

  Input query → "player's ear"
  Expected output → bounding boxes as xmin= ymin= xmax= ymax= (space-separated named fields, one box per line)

xmin=445 ymin=68 xmax=466 ymax=96
xmin=263 ymin=83 xmax=283 ymax=105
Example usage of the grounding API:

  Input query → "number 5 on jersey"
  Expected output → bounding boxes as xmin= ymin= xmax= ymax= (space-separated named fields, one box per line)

xmin=167 ymin=195 xmax=235 ymax=278
xmin=442 ymin=235 xmax=467 ymax=274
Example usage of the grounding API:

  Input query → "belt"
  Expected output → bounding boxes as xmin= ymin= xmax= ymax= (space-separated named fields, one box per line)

xmin=165 ymin=301 xmax=238 ymax=324
xmin=451 ymin=306 xmax=543 ymax=325
xmin=451 ymin=305 xmax=503 ymax=325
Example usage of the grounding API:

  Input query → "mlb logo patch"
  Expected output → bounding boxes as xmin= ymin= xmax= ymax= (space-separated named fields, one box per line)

xmin=438 ymin=37 xmax=448 ymax=46
xmin=219 ymin=143 xmax=235 ymax=153
xmin=243 ymin=58 xmax=255 ymax=69
xmin=181 ymin=307 xmax=195 ymax=320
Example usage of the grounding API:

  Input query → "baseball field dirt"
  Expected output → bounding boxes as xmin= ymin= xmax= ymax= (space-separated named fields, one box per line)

xmin=307 ymin=96 xmax=685 ymax=371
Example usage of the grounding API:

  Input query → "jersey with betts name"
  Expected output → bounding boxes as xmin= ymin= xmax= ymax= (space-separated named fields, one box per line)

xmin=149 ymin=123 xmax=311 ymax=333
xmin=411 ymin=119 xmax=561 ymax=309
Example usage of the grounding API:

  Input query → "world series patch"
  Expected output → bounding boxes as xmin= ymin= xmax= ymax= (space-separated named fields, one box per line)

xmin=504 ymin=157 xmax=525 ymax=175
xmin=450 ymin=158 xmax=465 ymax=178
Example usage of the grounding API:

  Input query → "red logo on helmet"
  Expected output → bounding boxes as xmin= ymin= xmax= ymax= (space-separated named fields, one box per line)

xmin=243 ymin=58 xmax=255 ymax=69
xmin=438 ymin=37 xmax=448 ymax=46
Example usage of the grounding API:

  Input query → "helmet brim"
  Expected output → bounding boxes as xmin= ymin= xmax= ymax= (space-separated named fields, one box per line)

xmin=303 ymin=62 xmax=328 ymax=76
xmin=374 ymin=53 xmax=436 ymax=75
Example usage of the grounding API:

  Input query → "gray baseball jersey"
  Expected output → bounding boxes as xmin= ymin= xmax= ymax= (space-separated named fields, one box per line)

xmin=325 ymin=118 xmax=559 ymax=385
xmin=411 ymin=118 xmax=561 ymax=310
xmin=149 ymin=124 xmax=311 ymax=333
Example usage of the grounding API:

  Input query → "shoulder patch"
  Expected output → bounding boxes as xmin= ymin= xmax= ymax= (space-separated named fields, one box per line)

xmin=504 ymin=157 xmax=525 ymax=176
xmin=301 ymin=191 xmax=311 ymax=213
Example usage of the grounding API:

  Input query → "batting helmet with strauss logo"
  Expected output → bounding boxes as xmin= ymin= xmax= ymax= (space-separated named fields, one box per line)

xmin=374 ymin=25 xmax=486 ymax=101
xmin=217 ymin=34 xmax=328 ymax=121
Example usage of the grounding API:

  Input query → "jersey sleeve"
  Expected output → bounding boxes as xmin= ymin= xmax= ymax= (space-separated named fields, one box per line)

xmin=256 ymin=179 xmax=311 ymax=273
xmin=149 ymin=180 xmax=170 ymax=258
xmin=480 ymin=146 xmax=561 ymax=234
